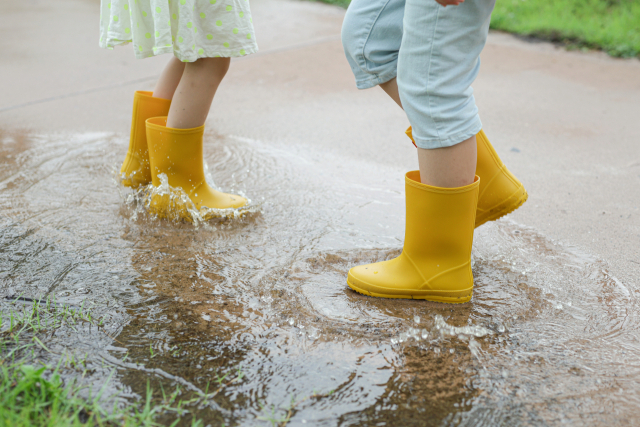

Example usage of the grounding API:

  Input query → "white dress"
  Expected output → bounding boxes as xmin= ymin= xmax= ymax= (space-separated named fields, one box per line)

xmin=99 ymin=0 xmax=258 ymax=61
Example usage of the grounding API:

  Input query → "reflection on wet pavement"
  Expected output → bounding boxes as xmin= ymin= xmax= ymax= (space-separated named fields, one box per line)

xmin=1 ymin=128 xmax=639 ymax=426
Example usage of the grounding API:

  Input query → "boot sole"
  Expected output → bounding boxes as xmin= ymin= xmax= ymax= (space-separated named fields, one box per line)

xmin=475 ymin=185 xmax=528 ymax=228
xmin=347 ymin=279 xmax=472 ymax=304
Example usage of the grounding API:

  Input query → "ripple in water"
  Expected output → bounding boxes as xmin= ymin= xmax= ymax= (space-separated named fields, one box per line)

xmin=0 ymin=129 xmax=637 ymax=426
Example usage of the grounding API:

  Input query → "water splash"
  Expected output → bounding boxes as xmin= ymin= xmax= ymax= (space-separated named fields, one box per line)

xmin=431 ymin=314 xmax=493 ymax=339
xmin=115 ymin=167 xmax=261 ymax=226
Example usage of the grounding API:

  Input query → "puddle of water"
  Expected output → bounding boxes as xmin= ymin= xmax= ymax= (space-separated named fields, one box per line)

xmin=1 ymin=127 xmax=639 ymax=426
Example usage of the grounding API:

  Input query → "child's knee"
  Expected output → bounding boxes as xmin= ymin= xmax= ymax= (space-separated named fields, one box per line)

xmin=341 ymin=0 xmax=403 ymax=89
xmin=395 ymin=65 xmax=414 ymax=106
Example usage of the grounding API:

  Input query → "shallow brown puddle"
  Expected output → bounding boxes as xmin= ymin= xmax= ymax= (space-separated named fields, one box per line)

xmin=1 ymin=129 xmax=638 ymax=426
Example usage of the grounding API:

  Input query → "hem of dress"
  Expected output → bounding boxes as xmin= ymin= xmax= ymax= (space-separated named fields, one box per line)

xmin=99 ymin=39 xmax=259 ymax=61
xmin=99 ymin=38 xmax=133 ymax=50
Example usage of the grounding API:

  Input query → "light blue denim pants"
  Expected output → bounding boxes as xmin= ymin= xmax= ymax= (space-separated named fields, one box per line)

xmin=342 ymin=0 xmax=495 ymax=149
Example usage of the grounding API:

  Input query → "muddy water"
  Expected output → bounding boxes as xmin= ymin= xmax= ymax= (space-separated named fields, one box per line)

xmin=1 ymin=127 xmax=639 ymax=426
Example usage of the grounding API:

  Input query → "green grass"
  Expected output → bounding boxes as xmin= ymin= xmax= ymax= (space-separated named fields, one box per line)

xmin=0 ymin=363 xmax=192 ymax=427
xmin=315 ymin=0 xmax=350 ymax=7
xmin=317 ymin=0 xmax=640 ymax=58
xmin=491 ymin=0 xmax=640 ymax=58
xmin=0 ymin=297 xmax=203 ymax=426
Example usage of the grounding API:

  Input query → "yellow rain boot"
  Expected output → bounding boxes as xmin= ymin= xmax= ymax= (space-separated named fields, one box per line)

xmin=120 ymin=91 xmax=171 ymax=188
xmin=347 ymin=171 xmax=479 ymax=303
xmin=406 ymin=127 xmax=527 ymax=228
xmin=145 ymin=117 xmax=247 ymax=221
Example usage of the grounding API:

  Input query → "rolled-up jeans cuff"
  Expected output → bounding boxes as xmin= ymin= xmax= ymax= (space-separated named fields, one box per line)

xmin=413 ymin=117 xmax=482 ymax=149
xmin=354 ymin=69 xmax=398 ymax=90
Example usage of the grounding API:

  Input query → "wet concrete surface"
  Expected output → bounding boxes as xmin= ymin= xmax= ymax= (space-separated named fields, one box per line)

xmin=2 ymin=0 xmax=640 ymax=425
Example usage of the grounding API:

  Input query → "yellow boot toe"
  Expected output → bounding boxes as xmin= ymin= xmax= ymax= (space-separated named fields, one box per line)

xmin=347 ymin=257 xmax=426 ymax=299
xmin=192 ymin=184 xmax=247 ymax=211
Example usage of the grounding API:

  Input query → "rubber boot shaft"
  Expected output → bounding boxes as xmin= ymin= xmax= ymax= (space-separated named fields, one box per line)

xmin=474 ymin=129 xmax=528 ymax=226
xmin=120 ymin=91 xmax=171 ymax=188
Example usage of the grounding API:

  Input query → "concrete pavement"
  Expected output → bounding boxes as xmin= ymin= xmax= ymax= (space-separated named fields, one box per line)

xmin=1 ymin=0 xmax=639 ymax=285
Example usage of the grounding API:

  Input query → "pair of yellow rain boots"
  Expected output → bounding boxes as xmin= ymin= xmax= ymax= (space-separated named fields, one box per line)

xmin=120 ymin=91 xmax=247 ymax=220
xmin=347 ymin=128 xmax=528 ymax=303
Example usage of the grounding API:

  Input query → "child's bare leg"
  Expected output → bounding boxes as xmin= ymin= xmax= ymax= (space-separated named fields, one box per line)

xmin=166 ymin=57 xmax=230 ymax=129
xmin=417 ymin=136 xmax=477 ymax=187
xmin=153 ymin=57 xmax=186 ymax=100
xmin=380 ymin=78 xmax=403 ymax=108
